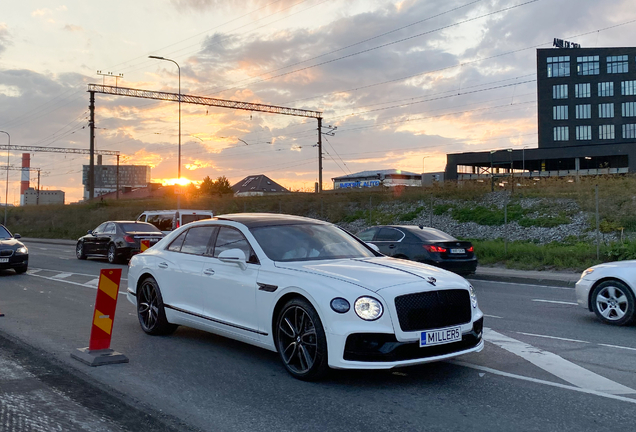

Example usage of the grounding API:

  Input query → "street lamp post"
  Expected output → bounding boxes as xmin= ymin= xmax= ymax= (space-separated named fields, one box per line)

xmin=0 ymin=131 xmax=9 ymax=226
xmin=149 ymin=56 xmax=181 ymax=209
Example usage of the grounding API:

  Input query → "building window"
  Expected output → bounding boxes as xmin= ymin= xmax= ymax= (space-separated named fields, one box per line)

xmin=577 ymin=56 xmax=599 ymax=75
xmin=575 ymin=83 xmax=590 ymax=98
xmin=623 ymin=102 xmax=636 ymax=117
xmin=623 ymin=124 xmax=636 ymax=139
xmin=607 ymin=55 xmax=628 ymax=73
xmin=599 ymin=125 xmax=615 ymax=140
xmin=622 ymin=80 xmax=636 ymax=95
xmin=553 ymin=84 xmax=568 ymax=99
xmin=576 ymin=125 xmax=592 ymax=140
xmin=553 ymin=105 xmax=568 ymax=120
xmin=576 ymin=104 xmax=591 ymax=119
xmin=553 ymin=126 xmax=569 ymax=141
xmin=598 ymin=103 xmax=614 ymax=118
xmin=598 ymin=82 xmax=614 ymax=97
xmin=547 ymin=56 xmax=570 ymax=77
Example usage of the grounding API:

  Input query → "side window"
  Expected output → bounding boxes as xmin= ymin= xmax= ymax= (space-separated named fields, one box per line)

xmin=148 ymin=214 xmax=174 ymax=231
xmin=93 ymin=223 xmax=108 ymax=234
xmin=137 ymin=214 xmax=146 ymax=222
xmin=167 ymin=230 xmax=188 ymax=252
xmin=376 ymin=228 xmax=404 ymax=242
xmin=104 ymin=223 xmax=116 ymax=234
xmin=356 ymin=228 xmax=378 ymax=241
xmin=213 ymin=227 xmax=258 ymax=264
xmin=180 ymin=227 xmax=215 ymax=255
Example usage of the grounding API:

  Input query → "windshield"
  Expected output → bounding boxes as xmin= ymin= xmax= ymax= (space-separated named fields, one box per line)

xmin=121 ymin=223 xmax=162 ymax=234
xmin=251 ymin=223 xmax=376 ymax=262
xmin=0 ymin=226 xmax=11 ymax=239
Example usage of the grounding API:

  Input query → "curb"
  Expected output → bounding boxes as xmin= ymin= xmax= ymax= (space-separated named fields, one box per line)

xmin=21 ymin=238 xmax=77 ymax=246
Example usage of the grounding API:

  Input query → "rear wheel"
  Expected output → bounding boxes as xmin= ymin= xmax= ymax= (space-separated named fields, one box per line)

xmin=107 ymin=243 xmax=119 ymax=264
xmin=275 ymin=298 xmax=329 ymax=381
xmin=137 ymin=277 xmax=178 ymax=335
xmin=591 ymin=280 xmax=636 ymax=326
xmin=76 ymin=242 xmax=86 ymax=260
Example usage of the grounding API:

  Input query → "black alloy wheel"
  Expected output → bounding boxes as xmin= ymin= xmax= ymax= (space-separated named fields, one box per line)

xmin=14 ymin=265 xmax=28 ymax=274
xmin=107 ymin=244 xmax=119 ymax=264
xmin=76 ymin=242 xmax=87 ymax=260
xmin=137 ymin=277 xmax=178 ymax=335
xmin=591 ymin=280 xmax=636 ymax=326
xmin=276 ymin=298 xmax=328 ymax=381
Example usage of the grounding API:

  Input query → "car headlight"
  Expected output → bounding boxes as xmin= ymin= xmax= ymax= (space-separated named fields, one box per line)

xmin=468 ymin=285 xmax=478 ymax=308
xmin=580 ymin=268 xmax=594 ymax=280
xmin=16 ymin=246 xmax=28 ymax=254
xmin=354 ymin=296 xmax=383 ymax=321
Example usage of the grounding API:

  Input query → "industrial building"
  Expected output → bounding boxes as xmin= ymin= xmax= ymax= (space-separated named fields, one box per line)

xmin=22 ymin=188 xmax=65 ymax=205
xmin=445 ymin=45 xmax=636 ymax=180
xmin=82 ymin=164 xmax=151 ymax=200
xmin=332 ymin=169 xmax=423 ymax=189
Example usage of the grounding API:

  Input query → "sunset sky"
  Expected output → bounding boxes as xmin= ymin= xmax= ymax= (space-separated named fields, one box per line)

xmin=1 ymin=0 xmax=635 ymax=202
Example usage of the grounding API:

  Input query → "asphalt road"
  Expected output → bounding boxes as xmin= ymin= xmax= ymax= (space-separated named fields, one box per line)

xmin=1 ymin=240 xmax=636 ymax=431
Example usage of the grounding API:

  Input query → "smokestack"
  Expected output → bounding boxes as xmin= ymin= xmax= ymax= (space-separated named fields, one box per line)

xmin=20 ymin=153 xmax=30 ymax=205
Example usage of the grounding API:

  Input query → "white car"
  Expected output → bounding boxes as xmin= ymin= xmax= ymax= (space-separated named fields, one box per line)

xmin=576 ymin=261 xmax=636 ymax=326
xmin=127 ymin=214 xmax=484 ymax=380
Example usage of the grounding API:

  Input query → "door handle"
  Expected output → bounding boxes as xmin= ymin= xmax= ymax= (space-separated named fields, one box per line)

xmin=203 ymin=268 xmax=215 ymax=276
xmin=388 ymin=244 xmax=396 ymax=249
xmin=158 ymin=262 xmax=168 ymax=269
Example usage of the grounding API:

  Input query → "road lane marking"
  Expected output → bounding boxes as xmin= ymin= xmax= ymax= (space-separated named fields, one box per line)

xmin=599 ymin=343 xmax=636 ymax=352
xmin=29 ymin=268 xmax=127 ymax=281
xmin=484 ymin=328 xmax=635 ymax=395
xmin=483 ymin=314 xmax=503 ymax=319
xmin=451 ymin=361 xmax=636 ymax=405
xmin=51 ymin=272 xmax=73 ymax=279
xmin=515 ymin=332 xmax=589 ymax=344
xmin=532 ymin=299 xmax=578 ymax=305
xmin=27 ymin=272 xmax=127 ymax=295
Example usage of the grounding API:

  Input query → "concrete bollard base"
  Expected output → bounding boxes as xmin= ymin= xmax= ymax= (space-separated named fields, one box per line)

xmin=71 ymin=348 xmax=129 ymax=366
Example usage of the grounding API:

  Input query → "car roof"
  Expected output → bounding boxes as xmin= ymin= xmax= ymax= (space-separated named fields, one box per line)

xmin=141 ymin=209 xmax=212 ymax=214
xmin=213 ymin=213 xmax=329 ymax=228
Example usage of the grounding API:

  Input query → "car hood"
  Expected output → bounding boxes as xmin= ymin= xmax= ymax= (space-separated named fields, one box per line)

xmin=0 ymin=238 xmax=22 ymax=248
xmin=274 ymin=257 xmax=467 ymax=292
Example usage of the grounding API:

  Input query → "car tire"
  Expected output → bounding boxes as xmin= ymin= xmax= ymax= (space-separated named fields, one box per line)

xmin=137 ymin=277 xmax=178 ymax=336
xmin=107 ymin=243 xmax=119 ymax=264
xmin=76 ymin=241 xmax=87 ymax=260
xmin=14 ymin=265 xmax=28 ymax=274
xmin=591 ymin=280 xmax=636 ymax=326
xmin=275 ymin=298 xmax=329 ymax=381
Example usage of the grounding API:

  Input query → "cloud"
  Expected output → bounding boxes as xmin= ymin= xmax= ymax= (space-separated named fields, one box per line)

xmin=31 ymin=8 xmax=52 ymax=17
xmin=0 ymin=23 xmax=9 ymax=55
xmin=63 ymin=24 xmax=83 ymax=32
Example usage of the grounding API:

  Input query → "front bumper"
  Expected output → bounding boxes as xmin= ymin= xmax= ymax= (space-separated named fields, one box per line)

xmin=0 ymin=254 xmax=28 ymax=270
xmin=575 ymin=277 xmax=594 ymax=310
xmin=326 ymin=317 xmax=484 ymax=369
xmin=422 ymin=258 xmax=478 ymax=275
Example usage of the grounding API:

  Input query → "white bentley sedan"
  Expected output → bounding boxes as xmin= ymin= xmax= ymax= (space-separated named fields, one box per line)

xmin=127 ymin=214 xmax=484 ymax=380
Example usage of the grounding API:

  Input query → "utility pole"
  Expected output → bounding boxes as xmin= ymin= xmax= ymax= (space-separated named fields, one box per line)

xmin=317 ymin=117 xmax=323 ymax=193
xmin=88 ymin=91 xmax=95 ymax=200
xmin=37 ymin=169 xmax=40 ymax=205
xmin=116 ymin=154 xmax=120 ymax=200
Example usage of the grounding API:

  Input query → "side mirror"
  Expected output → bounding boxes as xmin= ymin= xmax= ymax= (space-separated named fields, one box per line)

xmin=87 ymin=230 xmax=93 ymax=235
xmin=366 ymin=242 xmax=380 ymax=253
xmin=217 ymin=248 xmax=247 ymax=270
xmin=13 ymin=233 xmax=21 ymax=239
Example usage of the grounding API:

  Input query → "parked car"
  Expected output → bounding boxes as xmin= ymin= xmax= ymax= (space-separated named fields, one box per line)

xmin=576 ymin=261 xmax=636 ymax=326
xmin=0 ymin=224 xmax=28 ymax=274
xmin=76 ymin=221 xmax=164 ymax=264
xmin=127 ymin=213 xmax=483 ymax=381
xmin=136 ymin=210 xmax=214 ymax=234
xmin=356 ymin=225 xmax=478 ymax=275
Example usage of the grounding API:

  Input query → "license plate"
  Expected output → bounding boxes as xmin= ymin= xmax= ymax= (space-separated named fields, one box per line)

xmin=0 ymin=258 xmax=8 ymax=263
xmin=420 ymin=326 xmax=462 ymax=347
xmin=450 ymin=248 xmax=465 ymax=254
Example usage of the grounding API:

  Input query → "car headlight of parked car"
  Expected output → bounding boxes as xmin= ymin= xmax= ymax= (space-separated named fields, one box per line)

xmin=16 ymin=246 xmax=28 ymax=254
xmin=354 ymin=296 xmax=383 ymax=321
xmin=468 ymin=284 xmax=478 ymax=308
xmin=580 ymin=268 xmax=594 ymax=280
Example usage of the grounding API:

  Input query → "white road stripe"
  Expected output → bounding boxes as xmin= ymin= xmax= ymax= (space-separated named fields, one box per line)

xmin=483 ymin=314 xmax=503 ymax=319
xmin=50 ymin=272 xmax=73 ymax=279
xmin=515 ymin=332 xmax=589 ymax=344
xmin=28 ymin=273 xmax=127 ymax=295
xmin=532 ymin=299 xmax=578 ymax=305
xmin=29 ymin=268 xmax=127 ymax=281
xmin=451 ymin=361 xmax=636 ymax=405
xmin=484 ymin=328 xmax=635 ymax=395
xmin=599 ymin=343 xmax=636 ymax=352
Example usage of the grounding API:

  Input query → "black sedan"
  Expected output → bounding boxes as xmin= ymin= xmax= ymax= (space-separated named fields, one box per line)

xmin=0 ymin=224 xmax=28 ymax=274
xmin=356 ymin=225 xmax=477 ymax=275
xmin=76 ymin=221 xmax=164 ymax=264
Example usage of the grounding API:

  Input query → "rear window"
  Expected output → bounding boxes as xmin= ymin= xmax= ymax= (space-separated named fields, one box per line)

xmin=407 ymin=227 xmax=456 ymax=241
xmin=120 ymin=223 xmax=162 ymax=234
xmin=182 ymin=214 xmax=213 ymax=225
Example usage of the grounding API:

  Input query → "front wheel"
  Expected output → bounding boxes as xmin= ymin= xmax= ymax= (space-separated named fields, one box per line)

xmin=107 ymin=244 xmax=119 ymax=264
xmin=275 ymin=298 xmax=329 ymax=381
xmin=137 ymin=277 xmax=178 ymax=335
xmin=14 ymin=265 xmax=28 ymax=274
xmin=591 ymin=280 xmax=636 ymax=326
xmin=76 ymin=242 xmax=86 ymax=260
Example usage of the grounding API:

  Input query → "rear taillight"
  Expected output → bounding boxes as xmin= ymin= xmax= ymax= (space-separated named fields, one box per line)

xmin=467 ymin=246 xmax=474 ymax=252
xmin=176 ymin=221 xmax=180 ymax=229
xmin=423 ymin=245 xmax=447 ymax=253
xmin=124 ymin=235 xmax=135 ymax=243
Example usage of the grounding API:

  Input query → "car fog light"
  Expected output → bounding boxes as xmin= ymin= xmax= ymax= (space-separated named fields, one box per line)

xmin=354 ymin=296 xmax=383 ymax=321
xmin=16 ymin=247 xmax=28 ymax=254
xmin=468 ymin=285 xmax=478 ymax=308
xmin=330 ymin=298 xmax=350 ymax=313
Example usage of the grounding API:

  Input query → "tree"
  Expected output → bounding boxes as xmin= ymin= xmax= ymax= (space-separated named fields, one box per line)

xmin=200 ymin=176 xmax=214 ymax=195
xmin=213 ymin=176 xmax=234 ymax=195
